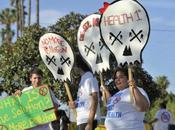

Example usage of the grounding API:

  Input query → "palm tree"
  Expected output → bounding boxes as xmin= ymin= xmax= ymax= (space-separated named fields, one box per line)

xmin=0 ymin=8 xmax=16 ymax=43
xmin=20 ymin=0 xmax=25 ymax=35
xmin=155 ymin=75 xmax=170 ymax=97
xmin=10 ymin=0 xmax=19 ymax=37
xmin=10 ymin=0 xmax=26 ymax=37
xmin=28 ymin=0 xmax=31 ymax=26
xmin=36 ymin=0 xmax=39 ymax=26
xmin=0 ymin=29 xmax=6 ymax=43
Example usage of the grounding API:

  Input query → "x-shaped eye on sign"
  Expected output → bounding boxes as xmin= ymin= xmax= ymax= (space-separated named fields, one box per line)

xmin=129 ymin=29 xmax=143 ymax=43
xmin=46 ymin=55 xmax=57 ymax=66
xmin=109 ymin=31 xmax=123 ymax=46
xmin=60 ymin=56 xmax=71 ymax=66
xmin=84 ymin=42 xmax=95 ymax=56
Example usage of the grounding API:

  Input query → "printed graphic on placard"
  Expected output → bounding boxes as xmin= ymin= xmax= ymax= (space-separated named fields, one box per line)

xmin=39 ymin=33 xmax=74 ymax=81
xmin=0 ymin=86 xmax=56 ymax=130
xmin=99 ymin=0 xmax=150 ymax=65
xmin=78 ymin=14 xmax=110 ymax=73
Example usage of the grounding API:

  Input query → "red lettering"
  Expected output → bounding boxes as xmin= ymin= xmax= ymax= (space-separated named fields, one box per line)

xmin=79 ymin=31 xmax=85 ymax=41
xmin=92 ymin=18 xmax=100 ymax=27
xmin=42 ymin=46 xmax=67 ymax=54
xmin=103 ymin=10 xmax=142 ymax=26
xmin=135 ymin=9 xmax=142 ymax=21
xmin=83 ymin=21 xmax=91 ymax=32
xmin=41 ymin=37 xmax=64 ymax=46
xmin=125 ymin=13 xmax=134 ymax=23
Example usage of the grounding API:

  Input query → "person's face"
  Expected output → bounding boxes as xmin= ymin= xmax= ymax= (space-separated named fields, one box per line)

xmin=30 ymin=73 xmax=42 ymax=88
xmin=114 ymin=71 xmax=128 ymax=90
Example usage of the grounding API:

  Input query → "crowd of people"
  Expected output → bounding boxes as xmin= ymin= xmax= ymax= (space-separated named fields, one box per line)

xmin=0 ymin=55 xmax=174 ymax=130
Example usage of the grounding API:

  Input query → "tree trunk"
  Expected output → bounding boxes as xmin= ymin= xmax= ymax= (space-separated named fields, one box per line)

xmin=21 ymin=0 xmax=24 ymax=36
xmin=16 ymin=0 xmax=19 ymax=38
xmin=28 ymin=0 xmax=31 ymax=26
xmin=36 ymin=0 xmax=39 ymax=26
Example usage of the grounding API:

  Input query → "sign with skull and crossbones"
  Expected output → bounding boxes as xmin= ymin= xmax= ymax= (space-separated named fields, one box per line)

xmin=77 ymin=14 xmax=111 ymax=73
xmin=39 ymin=33 xmax=74 ymax=81
xmin=99 ymin=0 xmax=150 ymax=66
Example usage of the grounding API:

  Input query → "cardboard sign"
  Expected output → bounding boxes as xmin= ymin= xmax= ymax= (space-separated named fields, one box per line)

xmin=77 ymin=14 xmax=111 ymax=73
xmin=39 ymin=33 xmax=74 ymax=81
xmin=100 ymin=0 xmax=150 ymax=66
xmin=0 ymin=86 xmax=56 ymax=130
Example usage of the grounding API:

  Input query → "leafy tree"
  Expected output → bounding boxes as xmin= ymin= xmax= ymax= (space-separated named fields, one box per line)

xmin=155 ymin=75 xmax=169 ymax=97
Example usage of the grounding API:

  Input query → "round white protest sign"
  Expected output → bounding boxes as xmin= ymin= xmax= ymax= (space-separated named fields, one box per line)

xmin=77 ymin=14 xmax=111 ymax=73
xmin=100 ymin=0 xmax=150 ymax=66
xmin=39 ymin=33 xmax=74 ymax=81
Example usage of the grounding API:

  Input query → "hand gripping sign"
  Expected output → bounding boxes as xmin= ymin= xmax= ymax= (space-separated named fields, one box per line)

xmin=99 ymin=0 xmax=150 ymax=101
xmin=77 ymin=14 xmax=111 ymax=104
xmin=0 ymin=86 xmax=56 ymax=130
xmin=39 ymin=33 xmax=74 ymax=104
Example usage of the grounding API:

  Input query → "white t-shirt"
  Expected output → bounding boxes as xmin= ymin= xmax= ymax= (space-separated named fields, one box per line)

xmin=153 ymin=109 xmax=173 ymax=130
xmin=22 ymin=86 xmax=59 ymax=130
xmin=76 ymin=71 xmax=100 ymax=125
xmin=105 ymin=87 xmax=149 ymax=130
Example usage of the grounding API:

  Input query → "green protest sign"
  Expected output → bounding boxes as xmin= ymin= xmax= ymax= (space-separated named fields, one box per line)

xmin=0 ymin=86 xmax=56 ymax=130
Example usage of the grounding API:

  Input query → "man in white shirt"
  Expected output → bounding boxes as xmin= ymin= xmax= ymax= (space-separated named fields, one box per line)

xmin=15 ymin=68 xmax=59 ymax=130
xmin=150 ymin=101 xmax=173 ymax=130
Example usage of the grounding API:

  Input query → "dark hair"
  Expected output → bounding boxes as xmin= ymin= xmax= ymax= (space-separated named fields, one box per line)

xmin=160 ymin=101 xmax=167 ymax=109
xmin=74 ymin=54 xmax=91 ymax=72
xmin=29 ymin=68 xmax=43 ymax=78
xmin=113 ymin=67 xmax=128 ymax=80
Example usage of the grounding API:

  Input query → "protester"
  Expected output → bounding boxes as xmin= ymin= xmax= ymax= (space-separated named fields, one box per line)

xmin=150 ymin=101 xmax=173 ymax=130
xmin=15 ymin=68 xmax=59 ymax=130
xmin=101 ymin=67 xmax=150 ymax=130
xmin=69 ymin=54 xmax=100 ymax=130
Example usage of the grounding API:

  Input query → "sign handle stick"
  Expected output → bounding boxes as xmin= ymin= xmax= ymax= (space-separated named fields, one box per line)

xmin=63 ymin=82 xmax=77 ymax=117
xmin=128 ymin=65 xmax=136 ymax=104
xmin=64 ymin=82 xmax=73 ymax=102
xmin=99 ymin=72 xmax=107 ymax=106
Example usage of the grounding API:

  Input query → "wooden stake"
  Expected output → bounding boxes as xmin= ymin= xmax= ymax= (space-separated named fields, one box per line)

xmin=63 ymin=82 xmax=77 ymax=117
xmin=128 ymin=65 xmax=135 ymax=104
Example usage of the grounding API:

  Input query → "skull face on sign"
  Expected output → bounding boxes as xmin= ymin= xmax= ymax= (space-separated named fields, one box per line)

xmin=99 ymin=0 xmax=150 ymax=66
xmin=77 ymin=14 xmax=111 ymax=73
xmin=39 ymin=33 xmax=74 ymax=81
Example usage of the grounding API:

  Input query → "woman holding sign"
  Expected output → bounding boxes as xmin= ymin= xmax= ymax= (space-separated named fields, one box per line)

xmin=101 ymin=67 xmax=150 ymax=130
